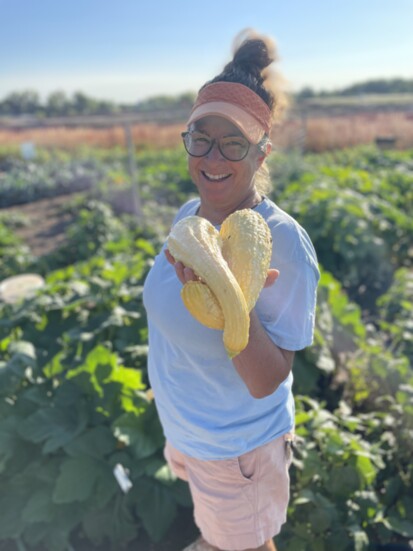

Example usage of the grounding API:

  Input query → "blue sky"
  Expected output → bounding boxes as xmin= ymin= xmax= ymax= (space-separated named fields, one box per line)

xmin=1 ymin=0 xmax=412 ymax=103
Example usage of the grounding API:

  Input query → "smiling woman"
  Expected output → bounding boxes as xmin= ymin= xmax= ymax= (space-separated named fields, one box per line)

xmin=143 ymin=29 xmax=320 ymax=551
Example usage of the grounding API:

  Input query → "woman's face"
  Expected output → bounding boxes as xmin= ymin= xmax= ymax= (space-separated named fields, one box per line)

xmin=187 ymin=115 xmax=265 ymax=214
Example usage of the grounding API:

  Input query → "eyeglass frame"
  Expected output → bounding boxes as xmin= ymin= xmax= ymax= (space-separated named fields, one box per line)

xmin=181 ymin=130 xmax=251 ymax=162
xmin=181 ymin=130 xmax=272 ymax=162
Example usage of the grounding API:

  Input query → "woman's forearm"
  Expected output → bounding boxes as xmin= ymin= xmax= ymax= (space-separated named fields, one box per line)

xmin=232 ymin=310 xmax=294 ymax=398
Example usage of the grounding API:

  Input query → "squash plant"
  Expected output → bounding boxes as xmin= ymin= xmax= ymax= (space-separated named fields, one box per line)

xmin=269 ymin=145 xmax=413 ymax=313
xmin=0 ymin=235 xmax=191 ymax=550
xmin=1 ymin=145 xmax=413 ymax=549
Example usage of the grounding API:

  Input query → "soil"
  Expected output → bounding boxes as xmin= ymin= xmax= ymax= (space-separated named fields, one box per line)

xmin=2 ymin=192 xmax=81 ymax=257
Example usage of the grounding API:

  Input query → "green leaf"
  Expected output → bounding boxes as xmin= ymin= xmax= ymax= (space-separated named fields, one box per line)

xmin=154 ymin=464 xmax=177 ymax=486
xmin=133 ymin=478 xmax=177 ymax=542
xmin=168 ymin=479 xmax=193 ymax=507
xmin=8 ymin=340 xmax=36 ymax=361
xmin=308 ymin=506 xmax=334 ymax=533
xmin=22 ymin=385 xmax=52 ymax=406
xmin=113 ymin=403 xmax=164 ymax=460
xmin=53 ymin=457 xmax=100 ymax=503
xmin=385 ymin=516 xmax=413 ymax=538
xmin=111 ymin=365 xmax=145 ymax=390
xmin=18 ymin=402 xmax=88 ymax=453
xmin=22 ymin=488 xmax=54 ymax=523
xmin=328 ymin=465 xmax=361 ymax=497
xmin=43 ymin=351 xmax=65 ymax=377
xmin=0 ymin=416 xmax=17 ymax=473
xmin=324 ymin=528 xmax=352 ymax=551
xmin=0 ymin=487 xmax=25 ymax=538
xmin=22 ymin=522 xmax=50 ymax=547
xmin=354 ymin=454 xmax=377 ymax=485
xmin=111 ymin=494 xmax=140 ymax=545
xmin=64 ymin=425 xmax=116 ymax=458
xmin=82 ymin=507 xmax=118 ymax=546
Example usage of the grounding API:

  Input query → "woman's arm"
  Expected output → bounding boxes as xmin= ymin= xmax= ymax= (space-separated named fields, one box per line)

xmin=232 ymin=309 xmax=294 ymax=399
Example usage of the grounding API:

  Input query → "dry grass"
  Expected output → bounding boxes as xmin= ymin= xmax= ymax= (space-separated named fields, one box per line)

xmin=0 ymin=111 xmax=412 ymax=152
xmin=272 ymin=111 xmax=413 ymax=152
xmin=0 ymin=122 xmax=185 ymax=150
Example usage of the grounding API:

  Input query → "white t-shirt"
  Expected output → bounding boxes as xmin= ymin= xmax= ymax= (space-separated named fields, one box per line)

xmin=143 ymin=196 xmax=320 ymax=460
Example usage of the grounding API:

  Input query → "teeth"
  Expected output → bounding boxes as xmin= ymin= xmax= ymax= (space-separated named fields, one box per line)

xmin=205 ymin=172 xmax=230 ymax=180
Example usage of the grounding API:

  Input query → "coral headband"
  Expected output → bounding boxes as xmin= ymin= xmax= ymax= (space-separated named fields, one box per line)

xmin=187 ymin=82 xmax=272 ymax=144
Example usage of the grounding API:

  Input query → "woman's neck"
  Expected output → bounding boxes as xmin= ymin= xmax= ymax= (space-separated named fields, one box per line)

xmin=197 ymin=191 xmax=263 ymax=225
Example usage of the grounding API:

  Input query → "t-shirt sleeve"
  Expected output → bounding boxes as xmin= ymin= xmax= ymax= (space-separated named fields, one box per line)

xmin=257 ymin=259 xmax=319 ymax=351
xmin=253 ymin=207 xmax=320 ymax=352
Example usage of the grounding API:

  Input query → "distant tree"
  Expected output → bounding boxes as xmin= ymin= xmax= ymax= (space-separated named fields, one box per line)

xmin=133 ymin=92 xmax=195 ymax=112
xmin=46 ymin=91 xmax=70 ymax=116
xmin=296 ymin=86 xmax=316 ymax=99
xmin=0 ymin=90 xmax=41 ymax=115
xmin=71 ymin=91 xmax=96 ymax=115
xmin=340 ymin=78 xmax=413 ymax=96
xmin=96 ymin=100 xmax=118 ymax=115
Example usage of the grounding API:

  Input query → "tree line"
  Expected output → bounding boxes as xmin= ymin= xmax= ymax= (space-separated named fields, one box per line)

xmin=296 ymin=77 xmax=413 ymax=99
xmin=0 ymin=90 xmax=196 ymax=117
xmin=0 ymin=79 xmax=412 ymax=117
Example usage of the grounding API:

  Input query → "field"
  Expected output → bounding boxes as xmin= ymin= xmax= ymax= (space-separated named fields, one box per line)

xmin=0 ymin=127 xmax=413 ymax=550
xmin=1 ymin=96 xmax=413 ymax=152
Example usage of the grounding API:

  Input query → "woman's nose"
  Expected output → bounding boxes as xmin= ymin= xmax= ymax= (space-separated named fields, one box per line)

xmin=206 ymin=140 xmax=225 ymax=161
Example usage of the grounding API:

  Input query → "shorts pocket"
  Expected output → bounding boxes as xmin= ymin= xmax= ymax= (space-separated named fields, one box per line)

xmin=230 ymin=447 xmax=258 ymax=483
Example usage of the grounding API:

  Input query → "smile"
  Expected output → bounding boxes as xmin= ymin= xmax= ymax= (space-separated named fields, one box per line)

xmin=202 ymin=171 xmax=231 ymax=182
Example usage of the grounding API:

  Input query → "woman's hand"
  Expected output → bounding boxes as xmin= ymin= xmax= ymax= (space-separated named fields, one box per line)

xmin=165 ymin=249 xmax=198 ymax=285
xmin=165 ymin=248 xmax=279 ymax=288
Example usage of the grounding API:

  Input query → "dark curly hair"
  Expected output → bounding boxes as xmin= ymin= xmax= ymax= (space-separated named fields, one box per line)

xmin=203 ymin=29 xmax=288 ymax=121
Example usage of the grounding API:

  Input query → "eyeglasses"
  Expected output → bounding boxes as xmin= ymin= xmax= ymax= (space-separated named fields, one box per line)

xmin=181 ymin=131 xmax=250 ymax=161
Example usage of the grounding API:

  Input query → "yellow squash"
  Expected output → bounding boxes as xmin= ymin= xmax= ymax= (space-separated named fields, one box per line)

xmin=221 ymin=209 xmax=272 ymax=311
xmin=168 ymin=209 xmax=272 ymax=357
xmin=167 ymin=216 xmax=249 ymax=358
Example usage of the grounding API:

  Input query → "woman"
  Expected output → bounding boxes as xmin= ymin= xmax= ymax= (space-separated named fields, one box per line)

xmin=143 ymin=30 xmax=320 ymax=551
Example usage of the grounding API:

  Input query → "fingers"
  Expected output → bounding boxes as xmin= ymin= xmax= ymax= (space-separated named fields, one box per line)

xmin=176 ymin=263 xmax=198 ymax=285
xmin=264 ymin=269 xmax=279 ymax=288
xmin=165 ymin=249 xmax=198 ymax=285
xmin=166 ymin=249 xmax=278 ymax=288
xmin=164 ymin=248 xmax=175 ymax=265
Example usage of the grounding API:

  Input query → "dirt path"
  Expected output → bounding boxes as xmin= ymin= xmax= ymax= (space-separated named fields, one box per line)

xmin=2 ymin=193 xmax=83 ymax=257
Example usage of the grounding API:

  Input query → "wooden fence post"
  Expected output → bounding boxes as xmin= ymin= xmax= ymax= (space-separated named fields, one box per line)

xmin=124 ymin=123 xmax=143 ymax=219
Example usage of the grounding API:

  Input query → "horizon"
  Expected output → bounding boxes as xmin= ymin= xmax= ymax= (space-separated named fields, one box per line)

xmin=2 ymin=76 xmax=413 ymax=108
xmin=1 ymin=0 xmax=412 ymax=104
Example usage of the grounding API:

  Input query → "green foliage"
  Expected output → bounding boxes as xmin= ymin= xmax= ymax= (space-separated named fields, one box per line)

xmin=1 ymin=145 xmax=413 ymax=549
xmin=0 ymin=232 xmax=190 ymax=550
xmin=339 ymin=78 xmax=413 ymax=96
xmin=0 ymin=89 xmax=195 ymax=117
xmin=270 ymin=146 xmax=413 ymax=312
xmin=0 ymin=154 xmax=106 ymax=207
xmin=137 ymin=147 xmax=193 ymax=206
xmin=0 ymin=219 xmax=34 ymax=280
xmin=34 ymin=200 xmax=126 ymax=273
xmin=377 ymin=268 xmax=413 ymax=363
xmin=0 ymin=90 xmax=119 ymax=117
xmin=277 ymin=398 xmax=387 ymax=551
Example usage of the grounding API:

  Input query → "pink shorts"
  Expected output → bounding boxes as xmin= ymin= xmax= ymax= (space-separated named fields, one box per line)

xmin=164 ymin=434 xmax=293 ymax=550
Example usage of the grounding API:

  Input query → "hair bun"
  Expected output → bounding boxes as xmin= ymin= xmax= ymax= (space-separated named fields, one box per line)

xmin=205 ymin=28 xmax=288 ymax=121
xmin=231 ymin=29 xmax=277 ymax=76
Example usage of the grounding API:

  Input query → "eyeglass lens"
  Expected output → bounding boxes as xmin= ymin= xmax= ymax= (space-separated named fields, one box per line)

xmin=183 ymin=132 xmax=249 ymax=161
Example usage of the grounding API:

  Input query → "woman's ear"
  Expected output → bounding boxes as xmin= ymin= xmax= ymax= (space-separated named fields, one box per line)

xmin=256 ymin=141 xmax=272 ymax=168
